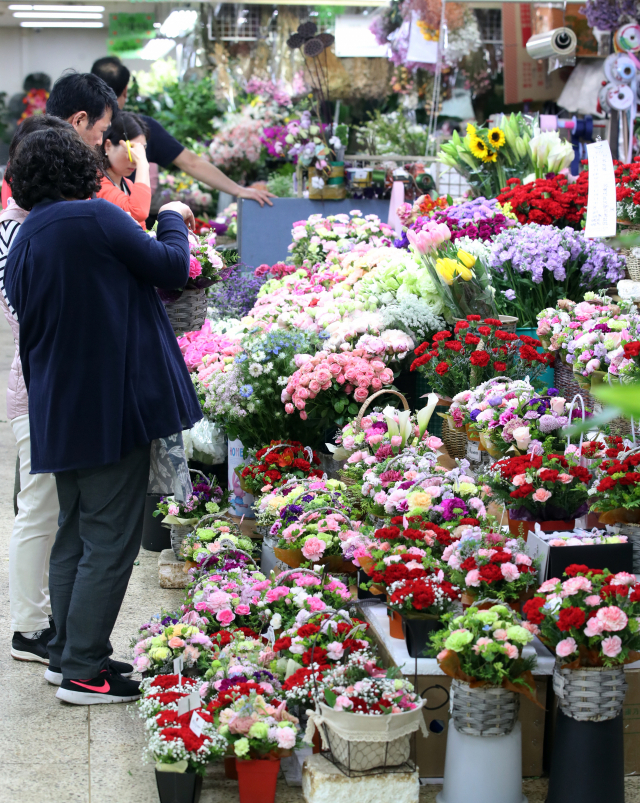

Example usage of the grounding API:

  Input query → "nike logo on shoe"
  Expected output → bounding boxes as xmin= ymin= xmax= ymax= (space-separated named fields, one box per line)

xmin=70 ymin=679 xmax=111 ymax=693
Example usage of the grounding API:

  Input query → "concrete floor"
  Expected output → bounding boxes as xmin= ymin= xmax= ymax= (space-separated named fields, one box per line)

xmin=1 ymin=314 xmax=639 ymax=803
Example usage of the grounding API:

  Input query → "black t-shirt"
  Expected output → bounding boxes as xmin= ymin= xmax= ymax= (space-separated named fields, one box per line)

xmin=141 ymin=115 xmax=184 ymax=167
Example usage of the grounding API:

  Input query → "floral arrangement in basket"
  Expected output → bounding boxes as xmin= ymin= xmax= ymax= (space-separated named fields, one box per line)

xmin=487 ymin=224 xmax=625 ymax=328
xmin=185 ymin=568 xmax=268 ymax=633
xmin=201 ymin=631 xmax=280 ymax=694
xmin=281 ymin=346 xmax=396 ymax=430
xmin=449 ymin=378 xmax=535 ymax=447
xmin=237 ymin=440 xmax=323 ymax=495
xmin=587 ymin=443 xmax=640 ymax=524
xmin=481 ymin=449 xmax=591 ymax=525
xmin=471 ymin=389 xmax=586 ymax=457
xmin=288 ymin=211 xmax=394 ymax=268
xmin=410 ymin=317 xmax=552 ymax=399
xmin=431 ymin=604 xmax=539 ymax=701
xmin=158 ymin=230 xmax=231 ymax=303
xmin=181 ymin=521 xmax=255 ymax=564
xmin=386 ymin=573 xmax=461 ymax=618
xmin=138 ymin=674 xmax=228 ymax=773
xmin=132 ymin=622 xmax=214 ymax=676
xmin=443 ymin=529 xmax=539 ymax=604
xmin=155 ymin=476 xmax=229 ymax=526
xmin=522 ymin=565 xmax=640 ymax=667
xmin=609 ymin=338 xmax=640 ymax=384
xmin=254 ymin=478 xmax=343 ymax=531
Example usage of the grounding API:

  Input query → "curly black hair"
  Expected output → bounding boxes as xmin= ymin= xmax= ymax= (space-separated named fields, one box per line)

xmin=7 ymin=128 xmax=101 ymax=211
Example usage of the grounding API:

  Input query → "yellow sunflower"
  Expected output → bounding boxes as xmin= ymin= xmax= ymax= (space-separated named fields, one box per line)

xmin=487 ymin=127 xmax=506 ymax=148
xmin=469 ymin=136 xmax=488 ymax=160
xmin=466 ymin=122 xmax=477 ymax=138
xmin=482 ymin=149 xmax=498 ymax=163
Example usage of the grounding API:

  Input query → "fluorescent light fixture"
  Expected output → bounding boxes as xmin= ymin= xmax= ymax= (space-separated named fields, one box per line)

xmin=159 ymin=9 xmax=197 ymax=38
xmin=10 ymin=4 xmax=104 ymax=9
xmin=138 ymin=37 xmax=176 ymax=59
xmin=19 ymin=20 xmax=103 ymax=26
xmin=14 ymin=11 xmax=103 ymax=18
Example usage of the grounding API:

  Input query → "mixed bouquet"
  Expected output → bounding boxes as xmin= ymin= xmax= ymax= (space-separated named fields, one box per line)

xmin=487 ymin=224 xmax=625 ymax=327
xmin=154 ymin=476 xmax=229 ymax=526
xmin=522 ymin=565 xmax=640 ymax=666
xmin=410 ymin=317 xmax=551 ymax=399
xmin=181 ymin=521 xmax=254 ymax=564
xmin=431 ymin=604 xmax=538 ymax=698
xmin=482 ymin=449 xmax=592 ymax=523
xmin=449 ymin=377 xmax=534 ymax=432
xmin=133 ymin=622 xmax=214 ymax=676
xmin=386 ymin=574 xmax=460 ymax=618
xmin=443 ymin=530 xmax=538 ymax=603
xmin=238 ymin=440 xmax=323 ymax=496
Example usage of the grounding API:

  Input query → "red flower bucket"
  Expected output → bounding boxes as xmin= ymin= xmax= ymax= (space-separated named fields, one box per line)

xmin=236 ymin=757 xmax=280 ymax=803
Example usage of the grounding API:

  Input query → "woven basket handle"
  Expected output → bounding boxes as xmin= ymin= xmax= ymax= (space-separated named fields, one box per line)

xmin=211 ymin=537 xmax=258 ymax=569
xmin=298 ymin=506 xmax=356 ymax=529
xmin=354 ymin=389 xmax=409 ymax=434
xmin=189 ymin=468 xmax=211 ymax=486
xmin=195 ymin=512 xmax=235 ymax=530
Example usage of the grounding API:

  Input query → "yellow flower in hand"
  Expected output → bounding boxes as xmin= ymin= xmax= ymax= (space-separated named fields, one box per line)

xmin=457 ymin=250 xmax=476 ymax=269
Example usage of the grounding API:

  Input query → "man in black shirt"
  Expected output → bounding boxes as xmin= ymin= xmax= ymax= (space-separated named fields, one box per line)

xmin=91 ymin=56 xmax=273 ymax=207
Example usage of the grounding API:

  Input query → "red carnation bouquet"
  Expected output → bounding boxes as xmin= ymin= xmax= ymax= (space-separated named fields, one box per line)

xmin=410 ymin=316 xmax=553 ymax=398
xmin=522 ymin=565 xmax=640 ymax=667
xmin=588 ymin=441 xmax=640 ymax=525
xmin=497 ymin=174 xmax=588 ymax=229
xmin=614 ymin=157 xmax=640 ymax=225
xmin=238 ymin=440 xmax=323 ymax=495
xmin=137 ymin=674 xmax=228 ymax=773
xmin=386 ymin=575 xmax=460 ymax=618
xmin=481 ymin=449 xmax=591 ymax=523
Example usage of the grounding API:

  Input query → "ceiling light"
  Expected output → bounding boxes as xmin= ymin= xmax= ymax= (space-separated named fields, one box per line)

xmin=159 ymin=9 xmax=197 ymax=38
xmin=19 ymin=20 xmax=103 ymax=26
xmin=14 ymin=11 xmax=103 ymax=18
xmin=10 ymin=4 xmax=104 ymax=10
xmin=138 ymin=38 xmax=176 ymax=59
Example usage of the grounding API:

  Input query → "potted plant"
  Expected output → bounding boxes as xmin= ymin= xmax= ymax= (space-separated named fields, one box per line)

xmin=481 ymin=448 xmax=592 ymax=537
xmin=137 ymin=673 xmax=228 ymax=803
xmin=443 ymin=529 xmax=539 ymax=610
xmin=522 ymin=565 xmax=640 ymax=803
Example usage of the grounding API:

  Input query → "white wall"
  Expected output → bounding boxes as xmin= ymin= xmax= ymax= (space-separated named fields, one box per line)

xmin=0 ymin=27 xmax=111 ymax=98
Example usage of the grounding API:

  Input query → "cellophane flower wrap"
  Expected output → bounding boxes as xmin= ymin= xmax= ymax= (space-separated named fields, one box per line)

xmin=488 ymin=224 xmax=625 ymax=327
xmin=410 ymin=317 xmax=551 ymax=399
xmin=138 ymin=674 xmax=228 ymax=773
xmin=522 ymin=565 xmax=640 ymax=667
xmin=289 ymin=211 xmax=394 ymax=269
xmin=481 ymin=448 xmax=592 ymax=522
xmin=431 ymin=604 xmax=538 ymax=699
xmin=238 ymin=440 xmax=323 ymax=496
xmin=443 ymin=529 xmax=538 ymax=602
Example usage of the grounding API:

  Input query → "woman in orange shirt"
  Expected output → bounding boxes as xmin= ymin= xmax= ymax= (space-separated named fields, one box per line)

xmin=98 ymin=112 xmax=151 ymax=228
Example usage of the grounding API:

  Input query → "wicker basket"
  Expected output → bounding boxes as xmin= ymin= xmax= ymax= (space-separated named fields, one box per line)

xmin=442 ymin=423 xmax=468 ymax=460
xmin=162 ymin=288 xmax=208 ymax=336
xmin=450 ymin=679 xmax=520 ymax=736
xmin=619 ymin=222 xmax=640 ymax=281
xmin=554 ymin=358 xmax=598 ymax=410
xmin=554 ymin=662 xmax=628 ymax=722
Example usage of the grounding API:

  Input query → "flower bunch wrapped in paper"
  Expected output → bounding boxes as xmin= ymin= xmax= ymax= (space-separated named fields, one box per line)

xmin=438 ymin=114 xmax=535 ymax=199
xmin=443 ymin=528 xmax=539 ymax=604
xmin=155 ymin=476 xmax=229 ymax=526
xmin=522 ymin=565 xmax=640 ymax=667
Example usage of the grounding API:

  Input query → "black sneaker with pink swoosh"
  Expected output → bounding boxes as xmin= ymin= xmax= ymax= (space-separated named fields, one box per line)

xmin=56 ymin=669 xmax=141 ymax=705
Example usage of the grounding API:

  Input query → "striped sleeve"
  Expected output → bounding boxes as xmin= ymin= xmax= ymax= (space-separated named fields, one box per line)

xmin=0 ymin=219 xmax=20 ymax=320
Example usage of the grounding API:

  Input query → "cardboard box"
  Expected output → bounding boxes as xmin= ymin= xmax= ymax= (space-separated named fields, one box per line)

xmin=527 ymin=531 xmax=634 ymax=583
xmin=414 ymin=675 xmax=548 ymax=778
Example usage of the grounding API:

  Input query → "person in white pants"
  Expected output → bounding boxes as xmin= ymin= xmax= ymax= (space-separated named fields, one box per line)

xmin=0 ymin=116 xmax=69 ymax=662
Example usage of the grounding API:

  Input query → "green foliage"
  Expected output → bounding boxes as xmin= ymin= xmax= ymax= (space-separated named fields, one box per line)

xmin=355 ymin=110 xmax=429 ymax=156
xmin=267 ymin=171 xmax=294 ymax=198
xmin=126 ymin=73 xmax=222 ymax=143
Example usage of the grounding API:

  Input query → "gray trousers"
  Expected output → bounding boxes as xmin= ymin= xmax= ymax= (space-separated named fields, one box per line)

xmin=47 ymin=444 xmax=151 ymax=679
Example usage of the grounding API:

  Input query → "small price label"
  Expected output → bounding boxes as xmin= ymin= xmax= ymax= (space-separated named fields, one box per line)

xmin=173 ymin=656 xmax=184 ymax=675
xmin=189 ymin=710 xmax=206 ymax=737
xmin=467 ymin=441 xmax=481 ymax=461
xmin=177 ymin=691 xmax=201 ymax=717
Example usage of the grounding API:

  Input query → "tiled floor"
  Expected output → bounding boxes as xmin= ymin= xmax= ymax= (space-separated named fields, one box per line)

xmin=2 ymin=317 xmax=640 ymax=803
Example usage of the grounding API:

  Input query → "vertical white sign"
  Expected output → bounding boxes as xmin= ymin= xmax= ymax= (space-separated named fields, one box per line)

xmin=584 ymin=140 xmax=617 ymax=239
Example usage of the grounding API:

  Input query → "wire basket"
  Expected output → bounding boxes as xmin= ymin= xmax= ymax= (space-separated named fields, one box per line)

xmin=554 ymin=662 xmax=628 ymax=722
xmin=450 ymin=679 xmax=520 ymax=736
xmin=162 ymin=288 xmax=208 ymax=336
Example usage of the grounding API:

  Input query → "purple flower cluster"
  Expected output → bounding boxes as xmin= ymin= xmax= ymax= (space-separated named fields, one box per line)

xmin=441 ymin=497 xmax=468 ymax=521
xmin=437 ymin=213 xmax=513 ymax=242
xmin=581 ymin=0 xmax=634 ymax=30
xmin=488 ymin=223 xmax=625 ymax=285
xmin=438 ymin=197 xmax=501 ymax=223
xmin=208 ymin=265 xmax=266 ymax=320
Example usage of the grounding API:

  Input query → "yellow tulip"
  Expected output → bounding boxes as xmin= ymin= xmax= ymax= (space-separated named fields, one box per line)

xmin=455 ymin=262 xmax=474 ymax=281
xmin=457 ymin=250 xmax=476 ymax=269
xmin=435 ymin=258 xmax=455 ymax=285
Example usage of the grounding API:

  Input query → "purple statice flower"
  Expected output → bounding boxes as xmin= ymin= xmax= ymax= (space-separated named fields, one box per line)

xmin=208 ymin=265 xmax=267 ymax=320
xmin=441 ymin=497 xmax=468 ymax=521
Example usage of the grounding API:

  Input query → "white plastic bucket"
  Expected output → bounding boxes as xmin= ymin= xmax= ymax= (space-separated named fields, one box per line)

xmin=227 ymin=439 xmax=255 ymax=519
